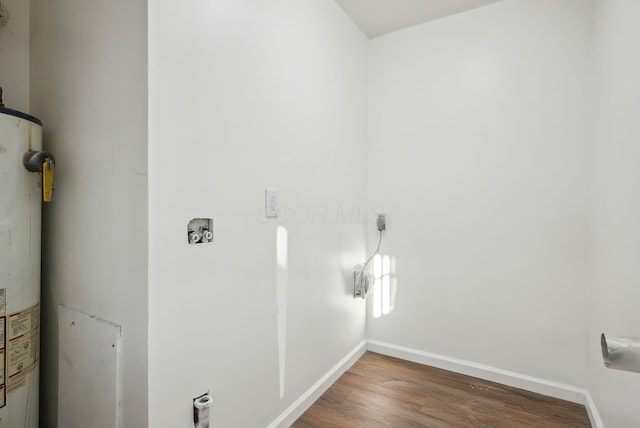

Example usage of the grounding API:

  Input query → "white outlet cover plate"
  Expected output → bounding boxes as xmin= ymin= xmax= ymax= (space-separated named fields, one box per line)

xmin=265 ymin=189 xmax=279 ymax=218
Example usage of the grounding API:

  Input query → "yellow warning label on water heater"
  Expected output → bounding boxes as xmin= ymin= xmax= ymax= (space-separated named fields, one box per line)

xmin=43 ymin=161 xmax=54 ymax=202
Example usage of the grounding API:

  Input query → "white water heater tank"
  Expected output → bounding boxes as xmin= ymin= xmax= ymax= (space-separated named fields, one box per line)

xmin=0 ymin=105 xmax=44 ymax=428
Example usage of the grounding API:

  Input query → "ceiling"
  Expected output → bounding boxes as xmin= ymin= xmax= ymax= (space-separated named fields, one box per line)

xmin=334 ymin=0 xmax=503 ymax=39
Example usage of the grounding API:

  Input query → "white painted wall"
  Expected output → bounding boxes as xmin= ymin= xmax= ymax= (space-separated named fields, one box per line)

xmin=148 ymin=1 xmax=367 ymax=426
xmin=29 ymin=0 xmax=148 ymax=426
xmin=366 ymin=0 xmax=591 ymax=387
xmin=588 ymin=0 xmax=640 ymax=426
xmin=19 ymin=0 xmax=639 ymax=426
xmin=0 ymin=0 xmax=29 ymax=111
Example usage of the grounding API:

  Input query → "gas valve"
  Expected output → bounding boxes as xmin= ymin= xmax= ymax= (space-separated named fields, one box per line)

xmin=23 ymin=150 xmax=56 ymax=202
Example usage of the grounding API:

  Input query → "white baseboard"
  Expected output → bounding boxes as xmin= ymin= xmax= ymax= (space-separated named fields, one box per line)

xmin=585 ymin=391 xmax=605 ymax=428
xmin=267 ymin=340 xmax=367 ymax=428
xmin=367 ymin=340 xmax=588 ymax=405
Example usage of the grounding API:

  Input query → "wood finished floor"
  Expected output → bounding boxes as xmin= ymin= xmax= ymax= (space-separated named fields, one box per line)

xmin=292 ymin=352 xmax=591 ymax=428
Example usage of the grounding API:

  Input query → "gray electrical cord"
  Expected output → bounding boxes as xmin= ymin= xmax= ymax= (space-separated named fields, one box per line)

xmin=354 ymin=214 xmax=386 ymax=298
xmin=362 ymin=230 xmax=383 ymax=273
xmin=354 ymin=228 xmax=384 ymax=298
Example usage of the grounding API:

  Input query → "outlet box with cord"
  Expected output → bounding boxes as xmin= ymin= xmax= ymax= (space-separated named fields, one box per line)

xmin=354 ymin=214 xmax=386 ymax=298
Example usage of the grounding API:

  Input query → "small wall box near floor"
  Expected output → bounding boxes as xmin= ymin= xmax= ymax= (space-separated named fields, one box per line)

xmin=0 ymin=106 xmax=44 ymax=428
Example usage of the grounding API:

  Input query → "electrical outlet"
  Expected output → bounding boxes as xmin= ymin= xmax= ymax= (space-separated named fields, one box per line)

xmin=377 ymin=214 xmax=386 ymax=231
xmin=265 ymin=189 xmax=279 ymax=218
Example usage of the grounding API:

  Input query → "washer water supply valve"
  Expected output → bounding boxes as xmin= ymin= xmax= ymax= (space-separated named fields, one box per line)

xmin=193 ymin=392 xmax=213 ymax=428
xmin=187 ymin=218 xmax=214 ymax=245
